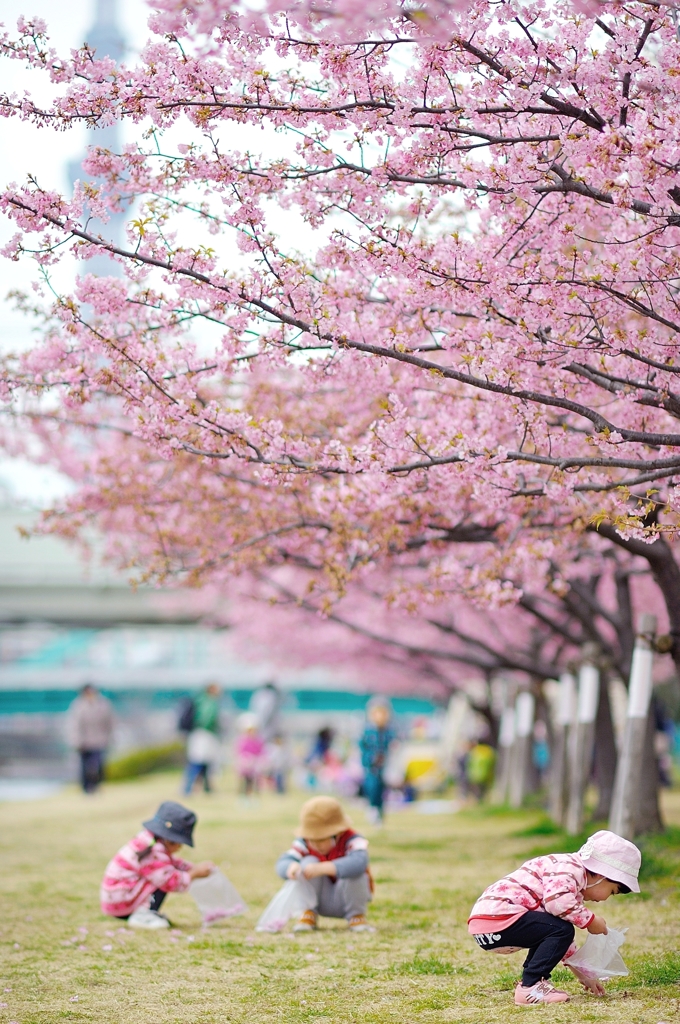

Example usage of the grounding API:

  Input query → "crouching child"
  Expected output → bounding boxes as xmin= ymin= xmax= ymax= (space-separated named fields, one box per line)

xmin=278 ymin=796 xmax=374 ymax=933
xmin=468 ymin=830 xmax=641 ymax=1006
xmin=100 ymin=801 xmax=213 ymax=929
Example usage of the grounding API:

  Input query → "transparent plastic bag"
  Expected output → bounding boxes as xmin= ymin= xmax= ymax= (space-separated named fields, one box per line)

xmin=255 ymin=878 xmax=318 ymax=933
xmin=564 ymin=927 xmax=628 ymax=980
xmin=189 ymin=870 xmax=247 ymax=927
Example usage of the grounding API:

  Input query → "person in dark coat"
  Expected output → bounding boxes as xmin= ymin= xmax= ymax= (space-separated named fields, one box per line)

xmin=69 ymin=684 xmax=115 ymax=793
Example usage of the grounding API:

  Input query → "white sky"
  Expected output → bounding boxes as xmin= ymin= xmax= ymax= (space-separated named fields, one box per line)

xmin=0 ymin=0 xmax=148 ymax=340
xmin=0 ymin=0 xmax=148 ymax=504
xmin=0 ymin=0 xmax=415 ymax=504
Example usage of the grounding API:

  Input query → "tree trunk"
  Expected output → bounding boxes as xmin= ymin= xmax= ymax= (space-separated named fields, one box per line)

xmin=593 ymin=678 xmax=617 ymax=821
xmin=594 ymin=524 xmax=680 ymax=675
xmin=614 ymin=567 xmax=635 ymax=678
xmin=635 ymin=700 xmax=664 ymax=835
xmin=590 ymin=524 xmax=680 ymax=836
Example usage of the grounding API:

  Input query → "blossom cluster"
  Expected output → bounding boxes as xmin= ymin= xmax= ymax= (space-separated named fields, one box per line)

xmin=1 ymin=0 xmax=680 ymax=615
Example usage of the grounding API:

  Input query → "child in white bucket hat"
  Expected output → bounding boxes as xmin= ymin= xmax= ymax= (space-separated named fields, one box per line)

xmin=468 ymin=829 xmax=640 ymax=1006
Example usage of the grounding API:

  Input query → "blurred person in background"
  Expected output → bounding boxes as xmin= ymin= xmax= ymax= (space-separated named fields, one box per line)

xmin=305 ymin=726 xmax=335 ymax=787
xmin=69 ymin=683 xmax=115 ymax=794
xmin=466 ymin=739 xmax=496 ymax=802
xmin=359 ymin=697 xmax=395 ymax=825
xmin=532 ymin=719 xmax=551 ymax=786
xmin=235 ymin=713 xmax=265 ymax=797
xmin=266 ymin=733 xmax=290 ymax=794
xmin=249 ymin=681 xmax=283 ymax=742
xmin=457 ymin=740 xmax=474 ymax=800
xmin=182 ymin=682 xmax=222 ymax=795
xmin=654 ymin=701 xmax=675 ymax=787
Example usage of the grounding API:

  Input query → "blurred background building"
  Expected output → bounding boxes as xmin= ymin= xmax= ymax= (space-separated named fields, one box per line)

xmin=0 ymin=499 xmax=438 ymax=787
xmin=0 ymin=0 xmax=445 ymax=798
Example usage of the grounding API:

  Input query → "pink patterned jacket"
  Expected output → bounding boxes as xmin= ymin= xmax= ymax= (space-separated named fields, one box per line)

xmin=101 ymin=828 xmax=193 ymax=917
xmin=468 ymin=852 xmax=595 ymax=934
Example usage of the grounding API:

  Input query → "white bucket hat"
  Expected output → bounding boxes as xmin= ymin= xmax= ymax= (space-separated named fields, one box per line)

xmin=578 ymin=830 xmax=641 ymax=893
xmin=237 ymin=712 xmax=258 ymax=731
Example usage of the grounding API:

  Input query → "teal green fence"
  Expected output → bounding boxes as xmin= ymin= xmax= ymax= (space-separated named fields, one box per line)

xmin=0 ymin=689 xmax=437 ymax=716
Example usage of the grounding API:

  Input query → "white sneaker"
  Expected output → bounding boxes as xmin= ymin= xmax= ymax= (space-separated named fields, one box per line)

xmin=128 ymin=908 xmax=170 ymax=930
xmin=348 ymin=914 xmax=375 ymax=933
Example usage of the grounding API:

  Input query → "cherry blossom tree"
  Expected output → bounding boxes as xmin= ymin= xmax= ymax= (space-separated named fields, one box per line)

xmin=2 ymin=0 xmax=680 ymax=658
xmin=223 ymin=535 xmax=670 ymax=823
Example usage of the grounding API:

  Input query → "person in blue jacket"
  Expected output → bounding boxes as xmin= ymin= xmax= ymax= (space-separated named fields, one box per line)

xmin=359 ymin=697 xmax=394 ymax=825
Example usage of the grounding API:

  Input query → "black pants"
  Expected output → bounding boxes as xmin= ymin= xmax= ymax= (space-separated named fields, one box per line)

xmin=115 ymin=889 xmax=167 ymax=920
xmin=79 ymin=750 xmax=104 ymax=793
xmin=473 ymin=911 xmax=575 ymax=987
xmin=149 ymin=890 xmax=167 ymax=912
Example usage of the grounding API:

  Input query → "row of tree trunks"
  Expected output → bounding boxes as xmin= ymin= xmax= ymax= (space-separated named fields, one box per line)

xmin=548 ymin=616 xmax=663 ymax=836
xmin=489 ymin=612 xmax=664 ymax=838
xmin=610 ymin=616 xmax=663 ymax=837
xmin=549 ymin=672 xmax=576 ymax=824
xmin=566 ymin=663 xmax=600 ymax=835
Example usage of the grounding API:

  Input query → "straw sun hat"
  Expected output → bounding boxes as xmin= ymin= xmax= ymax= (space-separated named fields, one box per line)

xmin=297 ymin=796 xmax=352 ymax=840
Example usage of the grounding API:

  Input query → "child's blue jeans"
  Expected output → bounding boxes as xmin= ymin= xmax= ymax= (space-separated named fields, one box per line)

xmin=363 ymin=771 xmax=385 ymax=815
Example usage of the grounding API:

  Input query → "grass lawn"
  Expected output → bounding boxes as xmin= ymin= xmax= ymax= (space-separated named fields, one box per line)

xmin=1 ymin=774 xmax=679 ymax=1024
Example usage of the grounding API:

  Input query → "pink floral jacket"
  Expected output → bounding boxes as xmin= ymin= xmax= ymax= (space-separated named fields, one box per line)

xmin=101 ymin=828 xmax=192 ymax=917
xmin=469 ymin=852 xmax=595 ymax=931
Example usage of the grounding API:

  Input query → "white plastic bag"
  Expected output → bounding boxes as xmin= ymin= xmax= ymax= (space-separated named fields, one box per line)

xmin=255 ymin=878 xmax=318 ymax=933
xmin=564 ymin=927 xmax=628 ymax=980
xmin=189 ymin=870 xmax=247 ymax=927
xmin=187 ymin=728 xmax=223 ymax=767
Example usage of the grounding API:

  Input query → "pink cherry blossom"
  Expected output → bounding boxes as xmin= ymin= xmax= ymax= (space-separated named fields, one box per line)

xmin=1 ymin=0 xmax=680 ymax=685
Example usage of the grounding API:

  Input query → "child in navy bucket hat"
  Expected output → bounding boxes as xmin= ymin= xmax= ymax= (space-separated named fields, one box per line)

xmin=101 ymin=801 xmax=214 ymax=929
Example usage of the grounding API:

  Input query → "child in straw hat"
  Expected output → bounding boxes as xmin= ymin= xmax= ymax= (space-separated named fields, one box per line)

xmin=468 ymin=829 xmax=641 ymax=1006
xmin=276 ymin=796 xmax=374 ymax=933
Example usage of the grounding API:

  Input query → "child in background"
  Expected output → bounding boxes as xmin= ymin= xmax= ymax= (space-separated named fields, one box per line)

xmin=183 ymin=682 xmax=222 ymax=795
xmin=266 ymin=733 xmax=290 ymax=794
xmin=466 ymin=740 xmax=496 ymax=802
xmin=277 ymin=796 xmax=374 ymax=932
xmin=101 ymin=801 xmax=213 ymax=929
xmin=235 ymin=713 xmax=265 ymax=796
xmin=359 ymin=697 xmax=394 ymax=825
xmin=468 ymin=830 xmax=641 ymax=1005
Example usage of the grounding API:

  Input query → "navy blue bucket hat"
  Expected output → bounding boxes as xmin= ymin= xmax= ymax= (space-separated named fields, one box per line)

xmin=143 ymin=801 xmax=196 ymax=847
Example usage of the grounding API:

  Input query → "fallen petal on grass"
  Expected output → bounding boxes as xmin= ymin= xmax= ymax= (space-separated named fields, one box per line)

xmin=2 ymin=781 xmax=679 ymax=1024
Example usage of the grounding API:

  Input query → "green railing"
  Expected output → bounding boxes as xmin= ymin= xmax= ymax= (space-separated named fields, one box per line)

xmin=0 ymin=688 xmax=437 ymax=716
